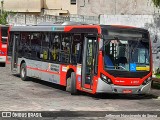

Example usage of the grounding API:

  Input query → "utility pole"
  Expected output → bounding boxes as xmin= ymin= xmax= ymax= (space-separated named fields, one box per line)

xmin=1 ymin=0 xmax=4 ymax=15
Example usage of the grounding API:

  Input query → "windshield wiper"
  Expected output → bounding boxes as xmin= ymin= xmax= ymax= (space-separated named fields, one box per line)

xmin=117 ymin=66 xmax=126 ymax=70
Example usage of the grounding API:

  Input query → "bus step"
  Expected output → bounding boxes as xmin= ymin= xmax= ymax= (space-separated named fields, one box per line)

xmin=82 ymin=87 xmax=92 ymax=92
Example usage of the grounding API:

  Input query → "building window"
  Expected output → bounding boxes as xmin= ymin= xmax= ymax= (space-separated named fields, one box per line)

xmin=71 ymin=0 xmax=76 ymax=4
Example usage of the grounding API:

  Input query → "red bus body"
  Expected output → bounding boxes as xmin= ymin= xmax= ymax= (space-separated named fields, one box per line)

xmin=0 ymin=25 xmax=10 ymax=66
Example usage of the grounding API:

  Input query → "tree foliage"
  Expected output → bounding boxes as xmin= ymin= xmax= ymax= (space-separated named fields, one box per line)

xmin=0 ymin=11 xmax=9 ymax=25
xmin=152 ymin=0 xmax=160 ymax=8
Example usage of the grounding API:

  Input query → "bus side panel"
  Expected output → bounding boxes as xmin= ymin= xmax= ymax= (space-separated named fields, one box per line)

xmin=17 ymin=58 xmax=31 ymax=76
xmin=75 ymin=65 xmax=82 ymax=91
xmin=94 ymin=51 xmax=103 ymax=93
xmin=17 ymin=58 xmax=41 ymax=78
xmin=92 ymin=76 xmax=99 ymax=94
xmin=76 ymin=75 xmax=82 ymax=91
xmin=41 ymin=62 xmax=60 ymax=84
xmin=60 ymin=65 xmax=76 ymax=86
xmin=17 ymin=58 xmax=22 ymax=74
xmin=0 ymin=37 xmax=7 ymax=64
xmin=27 ymin=59 xmax=42 ymax=79
xmin=0 ymin=26 xmax=10 ymax=64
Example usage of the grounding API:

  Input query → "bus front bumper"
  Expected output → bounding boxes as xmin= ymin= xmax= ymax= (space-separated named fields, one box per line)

xmin=96 ymin=78 xmax=151 ymax=94
xmin=0 ymin=56 xmax=6 ymax=63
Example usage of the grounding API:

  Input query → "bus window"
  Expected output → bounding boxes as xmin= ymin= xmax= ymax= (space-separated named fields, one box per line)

xmin=19 ymin=33 xmax=31 ymax=58
xmin=71 ymin=34 xmax=83 ymax=64
xmin=41 ymin=33 xmax=50 ymax=60
xmin=50 ymin=34 xmax=61 ymax=62
xmin=30 ymin=33 xmax=41 ymax=59
xmin=60 ymin=34 xmax=71 ymax=63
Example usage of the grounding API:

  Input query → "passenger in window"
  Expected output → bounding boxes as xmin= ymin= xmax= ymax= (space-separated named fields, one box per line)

xmin=24 ymin=41 xmax=31 ymax=53
xmin=71 ymin=41 xmax=77 ymax=63
xmin=66 ymin=43 xmax=70 ymax=53
xmin=31 ymin=35 xmax=41 ymax=58
xmin=50 ymin=43 xmax=57 ymax=61
xmin=35 ymin=43 xmax=40 ymax=58
xmin=50 ymin=42 xmax=60 ymax=61
xmin=43 ymin=49 xmax=48 ymax=60
xmin=77 ymin=42 xmax=82 ymax=63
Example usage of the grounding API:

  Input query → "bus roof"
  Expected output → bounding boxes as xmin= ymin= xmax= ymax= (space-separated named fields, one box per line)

xmin=10 ymin=22 xmax=148 ymax=33
xmin=100 ymin=25 xmax=149 ymax=33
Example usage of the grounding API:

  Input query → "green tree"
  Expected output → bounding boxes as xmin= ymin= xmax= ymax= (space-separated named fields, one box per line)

xmin=152 ymin=0 xmax=160 ymax=8
xmin=0 ymin=11 xmax=9 ymax=25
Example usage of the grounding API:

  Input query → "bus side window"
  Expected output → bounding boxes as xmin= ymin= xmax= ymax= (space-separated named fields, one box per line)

xmin=20 ymin=33 xmax=31 ymax=58
xmin=30 ymin=33 xmax=41 ymax=59
xmin=60 ymin=34 xmax=71 ymax=63
xmin=72 ymin=34 xmax=82 ymax=64
xmin=50 ymin=34 xmax=61 ymax=62
xmin=41 ymin=33 xmax=50 ymax=60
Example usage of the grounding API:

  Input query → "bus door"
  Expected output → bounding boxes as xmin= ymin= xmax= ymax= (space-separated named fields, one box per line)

xmin=11 ymin=33 xmax=20 ymax=72
xmin=81 ymin=35 xmax=97 ymax=89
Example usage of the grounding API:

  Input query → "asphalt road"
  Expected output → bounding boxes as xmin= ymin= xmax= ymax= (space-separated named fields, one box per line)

xmin=0 ymin=64 xmax=160 ymax=119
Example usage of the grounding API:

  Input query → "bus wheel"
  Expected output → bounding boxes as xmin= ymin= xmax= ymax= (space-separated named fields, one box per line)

xmin=70 ymin=72 xmax=77 ymax=95
xmin=20 ymin=63 xmax=28 ymax=81
xmin=0 ymin=63 xmax=5 ymax=67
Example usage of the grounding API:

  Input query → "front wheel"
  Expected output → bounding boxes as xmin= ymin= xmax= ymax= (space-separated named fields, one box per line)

xmin=70 ymin=72 xmax=77 ymax=95
xmin=0 ymin=63 xmax=5 ymax=67
xmin=20 ymin=63 xmax=28 ymax=81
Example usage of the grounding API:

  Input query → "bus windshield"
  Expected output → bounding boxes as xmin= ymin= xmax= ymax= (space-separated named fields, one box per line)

xmin=103 ymin=31 xmax=150 ymax=72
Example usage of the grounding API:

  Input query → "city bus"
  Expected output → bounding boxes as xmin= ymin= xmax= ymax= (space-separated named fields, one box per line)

xmin=9 ymin=22 xmax=152 ymax=95
xmin=0 ymin=25 xmax=10 ymax=67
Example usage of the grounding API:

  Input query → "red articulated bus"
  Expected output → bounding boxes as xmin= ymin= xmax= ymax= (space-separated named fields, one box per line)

xmin=0 ymin=25 xmax=10 ymax=67
xmin=9 ymin=22 xmax=152 ymax=95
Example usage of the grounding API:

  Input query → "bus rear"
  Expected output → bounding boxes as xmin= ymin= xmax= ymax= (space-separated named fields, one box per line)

xmin=0 ymin=26 xmax=9 ymax=66
xmin=96 ymin=25 xmax=152 ymax=94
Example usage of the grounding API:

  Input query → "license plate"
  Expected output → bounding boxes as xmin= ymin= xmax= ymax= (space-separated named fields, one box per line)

xmin=123 ymin=90 xmax=132 ymax=93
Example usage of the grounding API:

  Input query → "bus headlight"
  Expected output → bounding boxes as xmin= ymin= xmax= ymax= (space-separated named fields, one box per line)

xmin=100 ymin=73 xmax=113 ymax=84
xmin=142 ymin=77 xmax=152 ymax=85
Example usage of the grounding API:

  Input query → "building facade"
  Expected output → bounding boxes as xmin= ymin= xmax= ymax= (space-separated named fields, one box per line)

xmin=78 ymin=0 xmax=158 ymax=16
xmin=2 ymin=0 xmax=78 ymax=16
xmin=1 ymin=0 xmax=159 ymax=16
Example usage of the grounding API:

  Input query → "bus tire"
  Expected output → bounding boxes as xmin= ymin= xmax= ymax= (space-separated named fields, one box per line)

xmin=70 ymin=72 xmax=77 ymax=95
xmin=0 ymin=63 xmax=5 ymax=67
xmin=20 ymin=63 xmax=28 ymax=81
